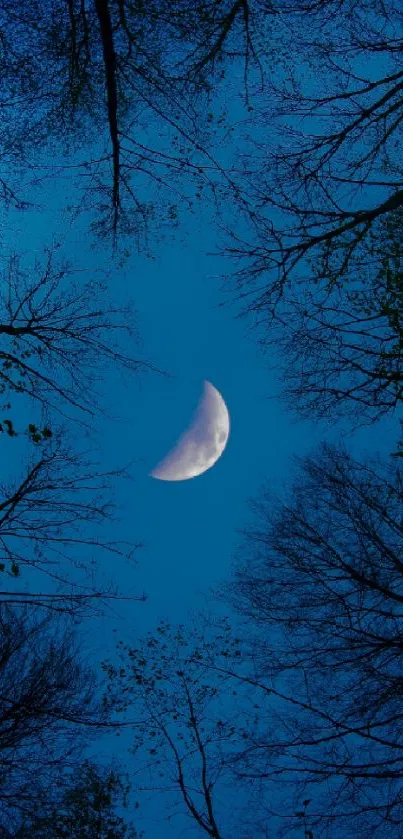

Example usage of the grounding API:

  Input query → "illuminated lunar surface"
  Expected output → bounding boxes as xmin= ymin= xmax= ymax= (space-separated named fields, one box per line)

xmin=150 ymin=381 xmax=230 ymax=481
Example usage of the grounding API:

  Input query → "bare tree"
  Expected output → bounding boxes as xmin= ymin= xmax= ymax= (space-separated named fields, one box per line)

xmin=219 ymin=443 xmax=403 ymax=837
xmin=0 ymin=0 xmax=265 ymax=243
xmin=222 ymin=0 xmax=403 ymax=321
xmin=262 ymin=206 xmax=403 ymax=425
xmin=0 ymin=432 xmax=145 ymax=617
xmin=0 ymin=245 xmax=152 ymax=426
xmin=2 ymin=0 xmax=400 ymax=249
xmin=101 ymin=619 xmax=256 ymax=838
xmin=0 ymin=603 xmax=126 ymax=834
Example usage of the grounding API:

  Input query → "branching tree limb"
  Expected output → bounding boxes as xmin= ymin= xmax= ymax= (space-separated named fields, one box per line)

xmin=0 ymin=434 xmax=144 ymax=617
xmin=0 ymin=245 xmax=152 ymax=423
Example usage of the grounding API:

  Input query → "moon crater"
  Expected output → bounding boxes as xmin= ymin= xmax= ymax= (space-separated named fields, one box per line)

xmin=150 ymin=381 xmax=230 ymax=482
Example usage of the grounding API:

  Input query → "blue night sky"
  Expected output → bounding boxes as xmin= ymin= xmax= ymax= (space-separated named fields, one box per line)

xmin=4 ymin=173 xmax=325 ymax=636
xmin=2 ymin=21 xmax=400 ymax=837
xmin=6 ymin=180 xmax=397 ymax=837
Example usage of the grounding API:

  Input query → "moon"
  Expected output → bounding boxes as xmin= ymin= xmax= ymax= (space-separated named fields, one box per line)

xmin=150 ymin=381 xmax=230 ymax=481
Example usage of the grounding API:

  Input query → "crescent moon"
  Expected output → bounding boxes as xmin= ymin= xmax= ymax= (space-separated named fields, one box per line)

xmin=150 ymin=381 xmax=230 ymax=481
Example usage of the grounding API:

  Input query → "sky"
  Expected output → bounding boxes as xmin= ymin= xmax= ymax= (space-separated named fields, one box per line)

xmin=1 ymin=22 xmax=400 ymax=838
xmin=5 ymin=182 xmax=398 ymax=837
xmin=3 ymin=166 xmax=328 ymax=836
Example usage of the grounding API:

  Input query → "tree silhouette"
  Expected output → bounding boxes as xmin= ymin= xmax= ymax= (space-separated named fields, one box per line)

xmin=14 ymin=758 xmax=139 ymax=838
xmin=0 ymin=0 xmax=264 ymax=243
xmin=101 ymin=619 xmax=254 ymax=838
xmin=262 ymin=207 xmax=403 ymax=426
xmin=0 ymin=433 xmax=145 ymax=616
xmin=0 ymin=603 xmax=127 ymax=834
xmin=223 ymin=0 xmax=403 ymax=320
xmin=0 ymin=245 xmax=151 ymax=425
xmin=221 ymin=443 xmax=403 ymax=837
